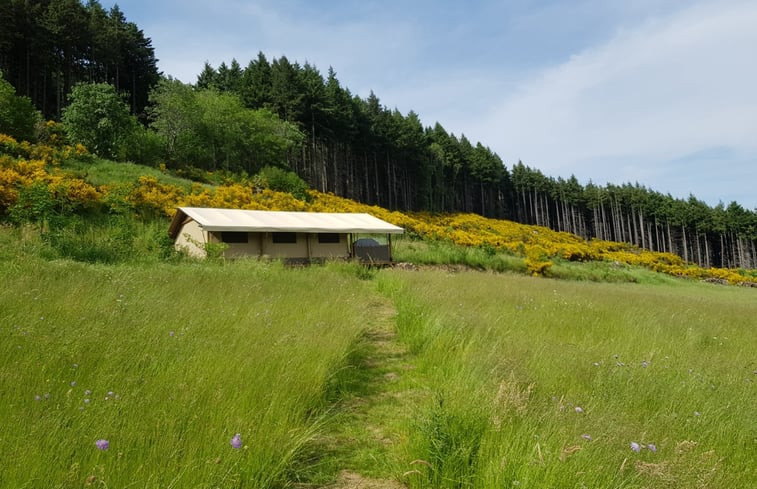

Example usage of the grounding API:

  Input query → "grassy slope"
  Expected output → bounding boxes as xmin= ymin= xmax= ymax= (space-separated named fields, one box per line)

xmin=58 ymin=158 xmax=200 ymax=189
xmin=2 ymin=156 xmax=755 ymax=488
xmin=0 ymin=228 xmax=754 ymax=488
xmin=0 ymin=247 xmax=382 ymax=488
xmin=379 ymin=270 xmax=756 ymax=488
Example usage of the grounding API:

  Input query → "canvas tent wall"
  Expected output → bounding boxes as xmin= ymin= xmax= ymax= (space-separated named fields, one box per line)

xmin=168 ymin=207 xmax=404 ymax=261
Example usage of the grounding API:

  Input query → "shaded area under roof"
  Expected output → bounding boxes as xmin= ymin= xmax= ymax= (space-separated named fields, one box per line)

xmin=169 ymin=207 xmax=404 ymax=239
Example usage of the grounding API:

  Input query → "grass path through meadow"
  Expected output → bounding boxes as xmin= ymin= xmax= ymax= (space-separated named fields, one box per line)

xmin=309 ymin=294 xmax=421 ymax=489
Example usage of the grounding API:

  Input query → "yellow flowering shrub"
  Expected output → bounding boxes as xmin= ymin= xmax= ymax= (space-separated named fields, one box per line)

xmin=0 ymin=133 xmax=753 ymax=285
xmin=126 ymin=176 xmax=186 ymax=216
xmin=524 ymin=245 xmax=553 ymax=276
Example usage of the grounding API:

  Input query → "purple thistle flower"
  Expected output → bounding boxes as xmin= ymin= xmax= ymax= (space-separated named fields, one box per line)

xmin=95 ymin=439 xmax=109 ymax=450
xmin=581 ymin=434 xmax=593 ymax=441
xmin=230 ymin=433 xmax=242 ymax=449
xmin=630 ymin=442 xmax=641 ymax=452
xmin=647 ymin=443 xmax=657 ymax=452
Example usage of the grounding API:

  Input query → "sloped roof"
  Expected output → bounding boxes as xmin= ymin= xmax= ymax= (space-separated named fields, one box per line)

xmin=169 ymin=207 xmax=404 ymax=239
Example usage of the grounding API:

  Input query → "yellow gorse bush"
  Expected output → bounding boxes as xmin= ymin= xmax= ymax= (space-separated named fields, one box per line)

xmin=0 ymin=134 xmax=754 ymax=284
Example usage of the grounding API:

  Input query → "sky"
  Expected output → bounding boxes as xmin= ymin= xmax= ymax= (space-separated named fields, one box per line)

xmin=111 ymin=0 xmax=757 ymax=210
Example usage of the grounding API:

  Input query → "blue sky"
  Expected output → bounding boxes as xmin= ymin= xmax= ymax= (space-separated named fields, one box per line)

xmin=112 ymin=0 xmax=757 ymax=210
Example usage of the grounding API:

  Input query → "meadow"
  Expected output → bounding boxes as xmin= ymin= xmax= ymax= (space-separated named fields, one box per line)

xmin=1 ymin=225 xmax=754 ymax=488
xmin=0 ymin=238 xmax=383 ymax=488
xmin=378 ymin=270 xmax=756 ymax=488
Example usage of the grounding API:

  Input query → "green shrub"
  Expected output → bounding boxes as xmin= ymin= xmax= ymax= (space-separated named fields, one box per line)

xmin=255 ymin=165 xmax=310 ymax=201
xmin=0 ymin=71 xmax=41 ymax=142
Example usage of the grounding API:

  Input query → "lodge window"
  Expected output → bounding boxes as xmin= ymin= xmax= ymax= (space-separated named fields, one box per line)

xmin=317 ymin=233 xmax=341 ymax=244
xmin=221 ymin=232 xmax=248 ymax=243
xmin=272 ymin=232 xmax=297 ymax=244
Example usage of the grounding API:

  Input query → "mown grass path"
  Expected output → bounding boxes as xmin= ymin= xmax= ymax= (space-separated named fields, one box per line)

xmin=308 ymin=295 xmax=421 ymax=489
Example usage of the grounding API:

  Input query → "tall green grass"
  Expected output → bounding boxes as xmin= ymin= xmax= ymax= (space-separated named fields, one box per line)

xmin=379 ymin=270 xmax=756 ymax=488
xmin=60 ymin=157 xmax=199 ymax=189
xmin=0 ymin=251 xmax=378 ymax=487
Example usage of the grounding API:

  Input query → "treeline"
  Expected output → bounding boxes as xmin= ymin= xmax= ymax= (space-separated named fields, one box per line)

xmin=511 ymin=163 xmax=757 ymax=270
xmin=195 ymin=54 xmax=510 ymax=218
xmin=0 ymin=0 xmax=159 ymax=120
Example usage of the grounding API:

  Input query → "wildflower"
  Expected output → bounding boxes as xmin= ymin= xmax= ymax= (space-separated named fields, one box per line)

xmin=630 ymin=442 xmax=641 ymax=452
xmin=71 ymin=381 xmax=77 ymax=387
xmin=641 ymin=361 xmax=648 ymax=368
xmin=647 ymin=443 xmax=657 ymax=452
xmin=581 ymin=434 xmax=593 ymax=441
xmin=593 ymin=362 xmax=600 ymax=366
xmin=34 ymin=395 xmax=42 ymax=401
xmin=44 ymin=393 xmax=50 ymax=399
xmin=85 ymin=389 xmax=92 ymax=396
xmin=230 ymin=433 xmax=242 ymax=449
xmin=107 ymin=391 xmax=114 ymax=397
xmin=169 ymin=331 xmax=175 ymax=337
xmin=95 ymin=439 xmax=109 ymax=450
xmin=84 ymin=399 xmax=90 ymax=404
xmin=574 ymin=406 xmax=583 ymax=413
xmin=694 ymin=411 xmax=700 ymax=416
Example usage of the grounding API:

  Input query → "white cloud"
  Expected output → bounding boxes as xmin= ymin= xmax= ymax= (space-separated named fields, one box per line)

xmin=472 ymin=0 xmax=757 ymax=207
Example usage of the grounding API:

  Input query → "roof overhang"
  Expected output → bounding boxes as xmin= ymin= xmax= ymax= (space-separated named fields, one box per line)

xmin=169 ymin=207 xmax=404 ymax=240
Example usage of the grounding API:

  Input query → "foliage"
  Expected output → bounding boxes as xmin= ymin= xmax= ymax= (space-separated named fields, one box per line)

xmin=0 ymin=70 xmax=41 ymax=142
xmin=254 ymin=165 xmax=310 ymax=201
xmin=62 ymin=82 xmax=139 ymax=160
xmin=148 ymin=79 xmax=303 ymax=173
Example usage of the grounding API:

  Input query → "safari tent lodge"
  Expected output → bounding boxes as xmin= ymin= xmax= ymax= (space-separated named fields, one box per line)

xmin=168 ymin=207 xmax=404 ymax=263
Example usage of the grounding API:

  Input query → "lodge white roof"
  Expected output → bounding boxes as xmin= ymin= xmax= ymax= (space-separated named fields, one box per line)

xmin=169 ymin=207 xmax=404 ymax=238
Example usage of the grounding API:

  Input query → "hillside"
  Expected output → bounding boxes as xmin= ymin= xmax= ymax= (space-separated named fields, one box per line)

xmin=1 ymin=232 xmax=755 ymax=488
xmin=0 ymin=134 xmax=755 ymax=286
xmin=2 ymin=10 xmax=756 ymax=272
